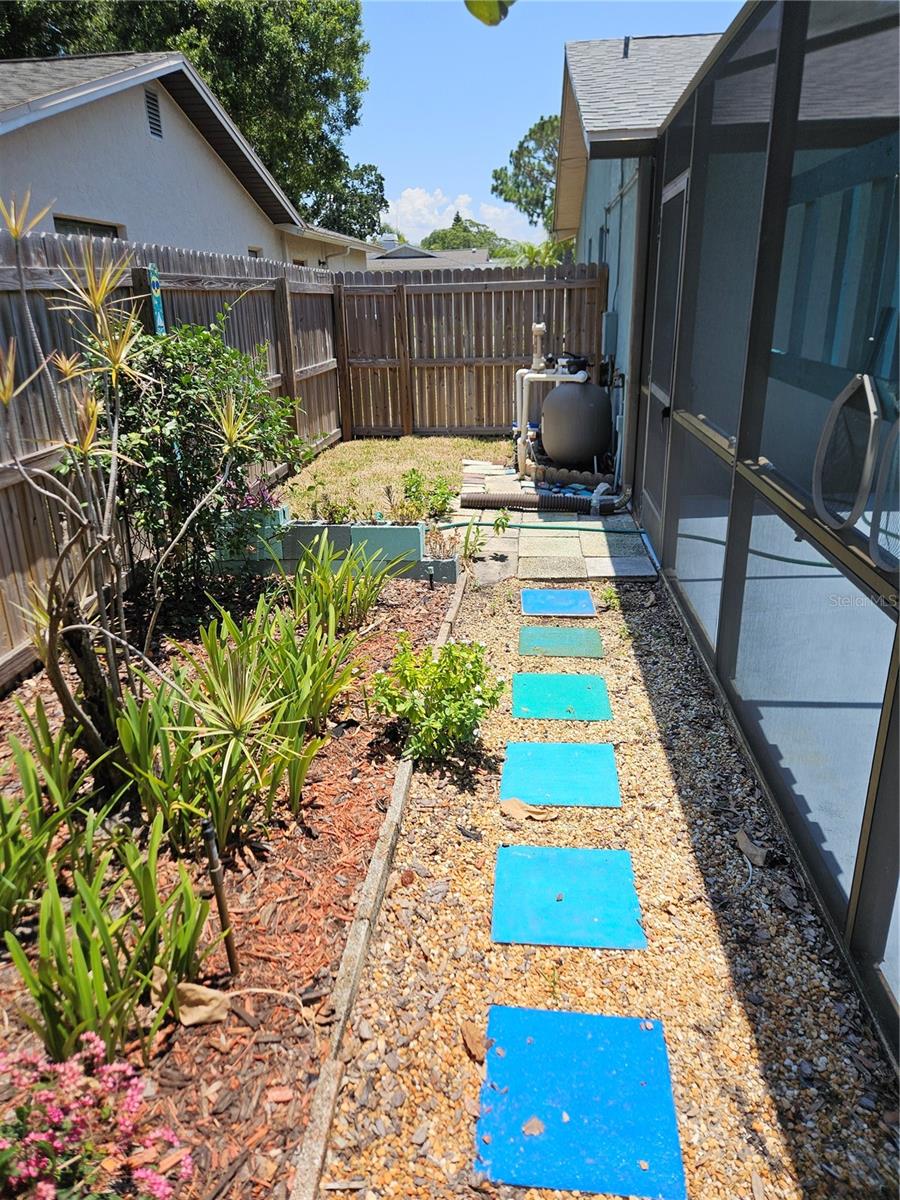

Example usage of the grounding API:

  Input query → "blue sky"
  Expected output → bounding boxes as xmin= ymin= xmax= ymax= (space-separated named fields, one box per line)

xmin=346 ymin=0 xmax=742 ymax=243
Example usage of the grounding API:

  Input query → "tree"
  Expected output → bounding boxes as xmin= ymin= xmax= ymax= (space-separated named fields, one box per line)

xmin=504 ymin=238 xmax=574 ymax=267
xmin=491 ymin=115 xmax=559 ymax=229
xmin=0 ymin=0 xmax=386 ymax=240
xmin=421 ymin=212 xmax=512 ymax=256
xmin=379 ymin=222 xmax=407 ymax=244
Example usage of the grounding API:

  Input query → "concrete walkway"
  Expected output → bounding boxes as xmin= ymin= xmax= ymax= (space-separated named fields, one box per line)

xmin=457 ymin=460 xmax=657 ymax=586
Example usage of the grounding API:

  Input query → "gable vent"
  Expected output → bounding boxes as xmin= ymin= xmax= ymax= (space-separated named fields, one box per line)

xmin=145 ymin=89 xmax=163 ymax=138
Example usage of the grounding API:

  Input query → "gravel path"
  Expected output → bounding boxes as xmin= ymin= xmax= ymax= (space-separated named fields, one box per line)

xmin=319 ymin=580 xmax=897 ymax=1200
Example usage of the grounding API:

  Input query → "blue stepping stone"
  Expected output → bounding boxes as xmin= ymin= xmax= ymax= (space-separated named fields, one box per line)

xmin=521 ymin=588 xmax=596 ymax=618
xmin=492 ymin=846 xmax=646 ymax=949
xmin=519 ymin=626 xmax=604 ymax=659
xmin=501 ymin=741 xmax=621 ymax=807
xmin=476 ymin=1006 xmax=686 ymax=1199
xmin=513 ymin=673 xmax=612 ymax=721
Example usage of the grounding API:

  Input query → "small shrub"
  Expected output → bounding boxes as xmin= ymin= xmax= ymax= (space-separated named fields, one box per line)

xmin=116 ymin=310 xmax=310 ymax=586
xmin=373 ymin=634 xmax=503 ymax=762
xmin=492 ymin=508 xmax=511 ymax=535
xmin=0 ymin=1033 xmax=193 ymax=1198
xmin=461 ymin=518 xmax=486 ymax=563
xmin=402 ymin=467 xmax=455 ymax=519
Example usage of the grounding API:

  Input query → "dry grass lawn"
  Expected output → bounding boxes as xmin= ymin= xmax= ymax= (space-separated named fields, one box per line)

xmin=283 ymin=435 xmax=507 ymax=520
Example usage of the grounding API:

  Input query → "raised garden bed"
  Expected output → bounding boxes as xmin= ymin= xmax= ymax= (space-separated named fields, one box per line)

xmin=220 ymin=520 xmax=460 ymax=583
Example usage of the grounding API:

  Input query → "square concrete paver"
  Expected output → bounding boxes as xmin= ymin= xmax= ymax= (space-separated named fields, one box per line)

xmin=484 ymin=477 xmax=522 ymax=493
xmin=579 ymin=532 xmax=646 ymax=556
xmin=577 ymin=513 xmax=639 ymax=531
xmin=585 ymin=556 xmax=657 ymax=578
xmin=518 ymin=537 xmax=583 ymax=558
xmin=517 ymin=511 xmax=580 ymax=526
xmin=518 ymin=556 xmax=587 ymax=580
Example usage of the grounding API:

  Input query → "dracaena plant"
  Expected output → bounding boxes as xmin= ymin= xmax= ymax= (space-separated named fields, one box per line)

xmin=0 ymin=194 xmax=306 ymax=798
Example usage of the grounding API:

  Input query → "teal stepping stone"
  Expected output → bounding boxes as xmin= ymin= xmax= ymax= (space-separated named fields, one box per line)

xmin=492 ymin=846 xmax=646 ymax=949
xmin=519 ymin=626 xmax=604 ymax=659
xmin=512 ymin=673 xmax=612 ymax=721
xmin=501 ymin=742 xmax=620 ymax=807
xmin=520 ymin=588 xmax=595 ymax=617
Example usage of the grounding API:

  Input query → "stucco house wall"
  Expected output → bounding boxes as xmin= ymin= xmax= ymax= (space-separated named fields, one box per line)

xmin=1 ymin=85 xmax=287 ymax=258
xmin=576 ymin=156 xmax=640 ymax=379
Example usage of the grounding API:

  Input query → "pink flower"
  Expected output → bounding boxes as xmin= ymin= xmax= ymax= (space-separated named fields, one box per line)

xmin=178 ymin=1152 xmax=194 ymax=1180
xmin=133 ymin=1166 xmax=174 ymax=1200
xmin=35 ymin=1183 xmax=57 ymax=1199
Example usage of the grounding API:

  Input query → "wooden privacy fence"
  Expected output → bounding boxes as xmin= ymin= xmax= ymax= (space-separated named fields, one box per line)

xmin=334 ymin=262 xmax=608 ymax=436
xmin=0 ymin=236 xmax=606 ymax=688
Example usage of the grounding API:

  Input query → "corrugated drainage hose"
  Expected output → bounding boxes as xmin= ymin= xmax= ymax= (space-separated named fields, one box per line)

xmin=461 ymin=491 xmax=592 ymax=514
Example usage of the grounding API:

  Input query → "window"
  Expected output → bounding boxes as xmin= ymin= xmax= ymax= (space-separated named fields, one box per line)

xmin=292 ymin=258 xmax=308 ymax=267
xmin=247 ymin=247 xmax=261 ymax=259
xmin=673 ymin=3 xmax=780 ymax=439
xmin=668 ymin=424 xmax=732 ymax=646
xmin=758 ymin=2 xmax=899 ymax=573
xmin=54 ymin=216 xmax=119 ymax=239
xmin=145 ymin=89 xmax=163 ymax=138
xmin=728 ymin=482 xmax=895 ymax=919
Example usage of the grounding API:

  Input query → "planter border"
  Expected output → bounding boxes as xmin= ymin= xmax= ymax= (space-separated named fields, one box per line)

xmin=289 ymin=571 xmax=468 ymax=1200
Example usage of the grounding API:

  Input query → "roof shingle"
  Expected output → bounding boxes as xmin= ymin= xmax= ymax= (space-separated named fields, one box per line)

xmin=0 ymin=52 xmax=174 ymax=113
xmin=565 ymin=34 xmax=720 ymax=138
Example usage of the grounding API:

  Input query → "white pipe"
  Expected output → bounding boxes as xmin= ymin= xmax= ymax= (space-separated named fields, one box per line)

xmin=531 ymin=321 xmax=546 ymax=370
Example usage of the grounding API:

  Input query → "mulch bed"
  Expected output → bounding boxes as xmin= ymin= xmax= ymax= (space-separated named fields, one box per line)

xmin=0 ymin=576 xmax=450 ymax=1200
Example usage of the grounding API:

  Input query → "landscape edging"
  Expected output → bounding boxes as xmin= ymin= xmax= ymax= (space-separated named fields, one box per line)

xmin=289 ymin=569 xmax=468 ymax=1200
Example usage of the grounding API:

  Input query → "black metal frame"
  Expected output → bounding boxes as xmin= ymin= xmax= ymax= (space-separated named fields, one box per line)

xmin=635 ymin=0 xmax=900 ymax=1055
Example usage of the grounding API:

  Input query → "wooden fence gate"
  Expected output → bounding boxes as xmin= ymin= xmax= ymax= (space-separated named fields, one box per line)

xmin=334 ymin=263 xmax=608 ymax=436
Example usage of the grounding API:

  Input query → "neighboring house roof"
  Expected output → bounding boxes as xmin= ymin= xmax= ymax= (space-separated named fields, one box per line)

xmin=366 ymin=244 xmax=493 ymax=272
xmin=0 ymin=51 xmax=373 ymax=252
xmin=554 ymin=32 xmax=720 ymax=239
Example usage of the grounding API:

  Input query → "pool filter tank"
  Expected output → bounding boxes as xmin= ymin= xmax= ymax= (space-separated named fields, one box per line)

xmin=540 ymin=354 xmax=612 ymax=467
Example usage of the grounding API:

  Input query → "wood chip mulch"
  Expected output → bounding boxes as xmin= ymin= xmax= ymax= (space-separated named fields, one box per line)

xmin=0 ymin=577 xmax=450 ymax=1200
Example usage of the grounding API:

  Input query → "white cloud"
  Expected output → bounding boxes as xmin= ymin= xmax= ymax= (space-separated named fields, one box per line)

xmin=386 ymin=186 xmax=545 ymax=246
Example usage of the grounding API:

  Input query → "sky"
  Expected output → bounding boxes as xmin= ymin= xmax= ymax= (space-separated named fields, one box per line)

xmin=346 ymin=0 xmax=744 ymax=245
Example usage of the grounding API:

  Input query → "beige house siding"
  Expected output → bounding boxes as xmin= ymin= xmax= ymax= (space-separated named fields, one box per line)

xmin=1 ymin=85 xmax=360 ymax=263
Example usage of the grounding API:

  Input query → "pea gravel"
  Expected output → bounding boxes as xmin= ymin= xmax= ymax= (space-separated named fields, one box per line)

xmin=318 ymin=580 xmax=897 ymax=1200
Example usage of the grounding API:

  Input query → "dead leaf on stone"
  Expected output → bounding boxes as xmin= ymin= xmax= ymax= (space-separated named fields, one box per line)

xmin=499 ymin=798 xmax=559 ymax=823
xmin=638 ymin=1160 xmax=649 ymax=1171
xmin=561 ymin=1111 xmax=570 ymax=1123
xmin=522 ymin=1116 xmax=545 ymax=1136
xmin=175 ymin=981 xmax=230 ymax=1026
xmin=461 ymin=1019 xmax=486 ymax=1064
xmin=751 ymin=1170 xmax=766 ymax=1200
xmin=267 ymin=1086 xmax=293 ymax=1104
xmin=400 ymin=869 xmax=416 ymax=886
xmin=736 ymin=828 xmax=768 ymax=867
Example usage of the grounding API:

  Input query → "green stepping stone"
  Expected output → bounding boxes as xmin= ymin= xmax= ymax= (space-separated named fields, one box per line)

xmin=512 ymin=672 xmax=612 ymax=721
xmin=519 ymin=626 xmax=604 ymax=659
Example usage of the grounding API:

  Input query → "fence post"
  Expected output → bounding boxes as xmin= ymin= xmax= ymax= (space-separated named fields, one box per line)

xmin=394 ymin=282 xmax=414 ymax=435
xmin=333 ymin=282 xmax=353 ymax=440
xmin=129 ymin=266 xmax=155 ymax=333
xmin=273 ymin=274 xmax=298 ymax=399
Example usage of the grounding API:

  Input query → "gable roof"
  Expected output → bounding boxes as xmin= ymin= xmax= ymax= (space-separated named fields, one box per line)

xmin=566 ymin=34 xmax=720 ymax=144
xmin=553 ymin=32 xmax=720 ymax=239
xmin=0 ymin=51 xmax=372 ymax=250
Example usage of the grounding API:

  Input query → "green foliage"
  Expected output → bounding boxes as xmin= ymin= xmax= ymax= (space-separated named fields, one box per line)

xmin=506 ymin=238 xmax=574 ymax=267
xmin=303 ymin=481 xmax=364 ymax=524
xmin=491 ymin=114 xmax=560 ymax=229
xmin=373 ymin=634 xmax=503 ymax=762
xmin=599 ymin=584 xmax=621 ymax=611
xmin=462 ymin=518 xmax=487 ymax=562
xmin=0 ymin=0 xmax=386 ymax=239
xmin=290 ymin=533 xmax=401 ymax=635
xmin=465 ymin=0 xmax=517 ymax=25
xmin=421 ymin=212 xmax=513 ymax=256
xmin=115 ymin=681 xmax=209 ymax=856
xmin=0 ymin=786 xmax=68 ymax=936
xmin=4 ymin=827 xmax=209 ymax=1061
xmin=117 ymin=312 xmax=309 ymax=586
xmin=492 ymin=508 xmax=511 ymax=535
xmin=402 ymin=467 xmax=455 ymax=519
